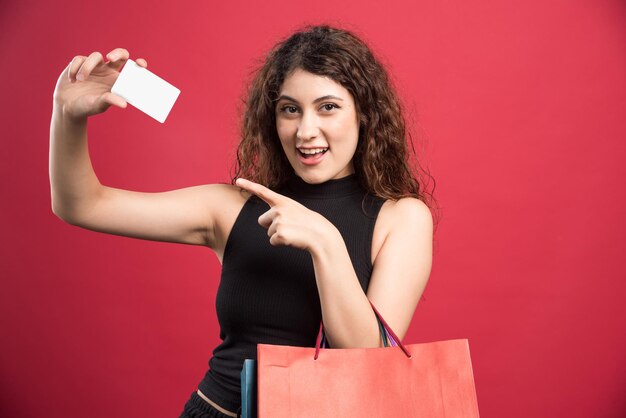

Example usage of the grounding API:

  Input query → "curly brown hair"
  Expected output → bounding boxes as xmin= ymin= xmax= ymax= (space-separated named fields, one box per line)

xmin=230 ymin=24 xmax=440 ymax=231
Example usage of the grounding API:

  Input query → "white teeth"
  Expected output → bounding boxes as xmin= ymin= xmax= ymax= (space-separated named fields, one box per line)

xmin=299 ymin=148 xmax=328 ymax=155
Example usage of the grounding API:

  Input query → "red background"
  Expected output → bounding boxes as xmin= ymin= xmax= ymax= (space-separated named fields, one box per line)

xmin=1 ymin=0 xmax=625 ymax=417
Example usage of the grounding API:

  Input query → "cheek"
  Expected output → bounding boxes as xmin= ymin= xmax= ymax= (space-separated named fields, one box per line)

xmin=332 ymin=115 xmax=359 ymax=143
xmin=276 ymin=120 xmax=294 ymax=142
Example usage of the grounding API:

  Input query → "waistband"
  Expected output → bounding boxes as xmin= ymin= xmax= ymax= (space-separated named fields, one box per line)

xmin=182 ymin=391 xmax=242 ymax=418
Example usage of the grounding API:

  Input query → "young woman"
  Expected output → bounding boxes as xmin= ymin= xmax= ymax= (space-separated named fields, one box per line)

xmin=50 ymin=24 xmax=437 ymax=418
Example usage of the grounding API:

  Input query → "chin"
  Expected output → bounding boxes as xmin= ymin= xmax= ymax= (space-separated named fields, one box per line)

xmin=294 ymin=171 xmax=326 ymax=184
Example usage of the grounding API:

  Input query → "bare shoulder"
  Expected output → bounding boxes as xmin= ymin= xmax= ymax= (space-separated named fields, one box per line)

xmin=202 ymin=182 xmax=250 ymax=216
xmin=389 ymin=197 xmax=433 ymax=229
xmin=371 ymin=197 xmax=433 ymax=265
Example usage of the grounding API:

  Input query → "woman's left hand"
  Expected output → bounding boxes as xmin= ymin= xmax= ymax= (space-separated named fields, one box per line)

xmin=235 ymin=178 xmax=338 ymax=253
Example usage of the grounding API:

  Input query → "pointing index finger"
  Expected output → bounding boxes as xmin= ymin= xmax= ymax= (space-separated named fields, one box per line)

xmin=235 ymin=178 xmax=283 ymax=206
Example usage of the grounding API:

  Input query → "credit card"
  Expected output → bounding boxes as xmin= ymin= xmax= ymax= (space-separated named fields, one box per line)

xmin=111 ymin=59 xmax=180 ymax=123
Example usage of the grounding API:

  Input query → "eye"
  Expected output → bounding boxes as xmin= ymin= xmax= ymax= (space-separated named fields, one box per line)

xmin=279 ymin=105 xmax=299 ymax=114
xmin=321 ymin=103 xmax=339 ymax=112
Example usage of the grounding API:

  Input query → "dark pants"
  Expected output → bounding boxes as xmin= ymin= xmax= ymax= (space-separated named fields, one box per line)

xmin=179 ymin=391 xmax=242 ymax=418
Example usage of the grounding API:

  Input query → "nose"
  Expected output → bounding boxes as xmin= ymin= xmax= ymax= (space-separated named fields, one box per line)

xmin=296 ymin=111 xmax=320 ymax=142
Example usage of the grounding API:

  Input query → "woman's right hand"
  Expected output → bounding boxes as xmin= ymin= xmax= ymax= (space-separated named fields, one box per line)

xmin=52 ymin=48 xmax=148 ymax=121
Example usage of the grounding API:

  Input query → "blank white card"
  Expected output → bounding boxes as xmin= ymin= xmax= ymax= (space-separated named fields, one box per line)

xmin=111 ymin=59 xmax=181 ymax=123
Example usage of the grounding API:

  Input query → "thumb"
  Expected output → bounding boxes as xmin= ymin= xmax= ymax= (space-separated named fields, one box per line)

xmin=102 ymin=92 xmax=127 ymax=109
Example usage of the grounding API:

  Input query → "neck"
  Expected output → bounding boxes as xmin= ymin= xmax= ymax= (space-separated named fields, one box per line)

xmin=283 ymin=172 xmax=362 ymax=199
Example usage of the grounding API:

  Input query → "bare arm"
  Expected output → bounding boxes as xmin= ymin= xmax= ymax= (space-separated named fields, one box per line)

xmin=50 ymin=47 xmax=139 ymax=221
xmin=311 ymin=198 xmax=433 ymax=348
xmin=49 ymin=48 xmax=228 ymax=248
xmin=49 ymin=105 xmax=237 ymax=247
xmin=49 ymin=108 xmax=102 ymax=222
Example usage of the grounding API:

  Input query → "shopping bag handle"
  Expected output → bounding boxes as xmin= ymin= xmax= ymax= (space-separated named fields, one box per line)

xmin=315 ymin=300 xmax=412 ymax=360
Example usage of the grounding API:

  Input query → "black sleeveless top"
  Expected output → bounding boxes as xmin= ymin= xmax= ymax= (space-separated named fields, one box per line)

xmin=197 ymin=172 xmax=387 ymax=412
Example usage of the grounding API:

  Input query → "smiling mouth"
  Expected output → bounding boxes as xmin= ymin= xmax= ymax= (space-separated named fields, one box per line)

xmin=297 ymin=148 xmax=329 ymax=159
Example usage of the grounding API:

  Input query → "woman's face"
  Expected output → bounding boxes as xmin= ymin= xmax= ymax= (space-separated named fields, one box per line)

xmin=275 ymin=68 xmax=359 ymax=184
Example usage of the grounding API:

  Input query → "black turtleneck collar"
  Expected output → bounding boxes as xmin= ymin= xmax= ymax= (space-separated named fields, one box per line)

xmin=283 ymin=172 xmax=363 ymax=199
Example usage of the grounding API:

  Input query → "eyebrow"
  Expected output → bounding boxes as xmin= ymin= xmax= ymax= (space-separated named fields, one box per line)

xmin=276 ymin=94 xmax=344 ymax=104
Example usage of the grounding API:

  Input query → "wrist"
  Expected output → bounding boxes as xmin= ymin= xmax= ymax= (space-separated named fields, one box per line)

xmin=52 ymin=102 xmax=87 ymax=126
xmin=308 ymin=223 xmax=343 ymax=260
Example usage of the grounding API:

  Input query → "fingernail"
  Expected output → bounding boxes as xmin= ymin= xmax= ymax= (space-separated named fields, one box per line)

xmin=108 ymin=53 xmax=118 ymax=61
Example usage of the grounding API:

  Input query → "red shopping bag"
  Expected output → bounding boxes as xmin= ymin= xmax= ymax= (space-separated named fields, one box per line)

xmin=256 ymin=302 xmax=480 ymax=417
